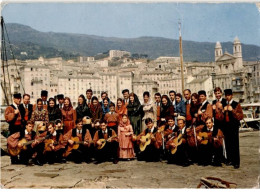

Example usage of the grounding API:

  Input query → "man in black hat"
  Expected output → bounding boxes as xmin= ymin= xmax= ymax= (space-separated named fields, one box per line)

xmin=56 ymin=94 xmax=64 ymax=109
xmin=197 ymin=90 xmax=213 ymax=127
xmin=33 ymin=90 xmax=48 ymax=110
xmin=5 ymin=93 xmax=22 ymax=164
xmin=223 ymin=89 xmax=243 ymax=169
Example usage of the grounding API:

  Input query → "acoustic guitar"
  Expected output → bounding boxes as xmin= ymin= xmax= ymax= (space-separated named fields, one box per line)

xmin=198 ymin=132 xmax=212 ymax=145
xmin=44 ymin=138 xmax=67 ymax=152
xmin=8 ymin=135 xmax=49 ymax=156
xmin=63 ymin=136 xmax=93 ymax=157
xmin=97 ymin=135 xmax=117 ymax=150
xmin=169 ymin=133 xmax=184 ymax=155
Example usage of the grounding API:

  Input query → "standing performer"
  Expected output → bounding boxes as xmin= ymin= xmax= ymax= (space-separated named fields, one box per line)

xmin=33 ymin=90 xmax=48 ymax=110
xmin=104 ymin=103 xmax=119 ymax=132
xmin=175 ymin=93 xmax=186 ymax=118
xmin=116 ymin=98 xmax=127 ymax=123
xmin=19 ymin=94 xmax=33 ymax=129
xmin=48 ymin=98 xmax=62 ymax=123
xmin=160 ymin=95 xmax=175 ymax=126
xmin=141 ymin=91 xmax=157 ymax=132
xmin=223 ymin=89 xmax=243 ymax=169
xmin=86 ymin=89 xmax=93 ymax=107
xmin=197 ymin=90 xmax=213 ymax=128
xmin=183 ymin=89 xmax=192 ymax=127
xmin=61 ymin=97 xmax=76 ymax=134
xmin=30 ymin=98 xmax=49 ymax=135
xmin=154 ymin=92 xmax=161 ymax=126
xmin=122 ymin=89 xmax=130 ymax=106
xmin=5 ymin=93 xmax=22 ymax=136
xmin=127 ymin=93 xmax=142 ymax=135
xmin=89 ymin=96 xmax=103 ymax=123
xmin=118 ymin=114 xmax=135 ymax=160
xmin=212 ymin=87 xmax=226 ymax=130
xmin=56 ymin=94 xmax=65 ymax=109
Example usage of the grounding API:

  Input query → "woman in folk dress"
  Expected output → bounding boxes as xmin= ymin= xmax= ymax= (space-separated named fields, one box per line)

xmin=118 ymin=114 xmax=135 ymax=160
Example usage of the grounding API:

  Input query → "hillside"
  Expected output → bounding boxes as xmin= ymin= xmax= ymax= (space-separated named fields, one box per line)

xmin=5 ymin=23 xmax=260 ymax=61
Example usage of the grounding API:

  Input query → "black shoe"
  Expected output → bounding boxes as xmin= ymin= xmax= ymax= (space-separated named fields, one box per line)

xmin=113 ymin=159 xmax=119 ymax=164
xmin=233 ymin=164 xmax=239 ymax=169
xmin=226 ymin=161 xmax=233 ymax=166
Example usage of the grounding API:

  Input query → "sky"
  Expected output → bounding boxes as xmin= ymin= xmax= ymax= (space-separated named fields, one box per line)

xmin=1 ymin=2 xmax=260 ymax=45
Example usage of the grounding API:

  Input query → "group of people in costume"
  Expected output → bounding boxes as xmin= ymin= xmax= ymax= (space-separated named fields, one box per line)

xmin=5 ymin=87 xmax=243 ymax=168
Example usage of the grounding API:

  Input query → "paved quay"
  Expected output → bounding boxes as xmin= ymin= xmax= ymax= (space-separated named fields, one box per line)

xmin=1 ymin=131 xmax=259 ymax=189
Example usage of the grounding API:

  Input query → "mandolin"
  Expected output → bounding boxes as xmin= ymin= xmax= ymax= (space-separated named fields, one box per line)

xmin=97 ymin=135 xmax=117 ymax=150
xmin=8 ymin=135 xmax=49 ymax=156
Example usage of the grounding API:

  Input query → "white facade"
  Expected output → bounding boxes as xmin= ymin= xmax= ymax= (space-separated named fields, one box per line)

xmin=109 ymin=50 xmax=131 ymax=58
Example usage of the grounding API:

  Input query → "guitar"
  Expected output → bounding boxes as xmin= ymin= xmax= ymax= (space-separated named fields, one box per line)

xmin=63 ymin=137 xmax=93 ymax=157
xmin=168 ymin=133 xmax=184 ymax=155
xmin=198 ymin=132 xmax=212 ymax=145
xmin=97 ymin=135 xmax=117 ymax=150
xmin=44 ymin=138 xmax=67 ymax=152
xmin=139 ymin=126 xmax=165 ymax=152
xmin=8 ymin=135 xmax=49 ymax=156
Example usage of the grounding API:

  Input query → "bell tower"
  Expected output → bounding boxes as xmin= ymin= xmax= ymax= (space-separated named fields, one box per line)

xmin=215 ymin=41 xmax=223 ymax=61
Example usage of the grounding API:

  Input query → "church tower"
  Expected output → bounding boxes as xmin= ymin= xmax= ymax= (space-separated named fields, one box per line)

xmin=215 ymin=41 xmax=223 ymax=61
xmin=233 ymin=36 xmax=242 ymax=58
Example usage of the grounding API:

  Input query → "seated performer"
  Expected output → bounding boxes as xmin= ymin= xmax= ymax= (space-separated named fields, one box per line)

xmin=196 ymin=117 xmax=224 ymax=166
xmin=93 ymin=119 xmax=119 ymax=164
xmin=64 ymin=118 xmax=92 ymax=164
xmin=7 ymin=120 xmax=36 ymax=165
xmin=134 ymin=118 xmax=162 ymax=162
xmin=43 ymin=122 xmax=67 ymax=164
xmin=165 ymin=116 xmax=190 ymax=166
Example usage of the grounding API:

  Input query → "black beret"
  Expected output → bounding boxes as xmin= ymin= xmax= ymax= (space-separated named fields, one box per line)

xmin=224 ymin=89 xmax=233 ymax=95
xmin=13 ymin=93 xmax=22 ymax=99
xmin=198 ymin=90 xmax=206 ymax=96
xmin=57 ymin=94 xmax=64 ymax=99
xmin=41 ymin=90 xmax=48 ymax=96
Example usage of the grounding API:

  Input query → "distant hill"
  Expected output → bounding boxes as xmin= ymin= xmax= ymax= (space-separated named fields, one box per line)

xmin=5 ymin=23 xmax=260 ymax=62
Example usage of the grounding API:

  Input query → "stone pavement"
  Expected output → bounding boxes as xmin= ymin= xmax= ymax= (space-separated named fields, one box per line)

xmin=1 ymin=131 xmax=259 ymax=189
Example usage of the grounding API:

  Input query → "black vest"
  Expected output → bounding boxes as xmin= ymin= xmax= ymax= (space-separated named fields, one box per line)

xmin=72 ymin=128 xmax=86 ymax=141
xmin=98 ymin=128 xmax=113 ymax=139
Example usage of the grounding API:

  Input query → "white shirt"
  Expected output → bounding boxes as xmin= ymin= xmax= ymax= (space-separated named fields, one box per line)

xmin=186 ymin=99 xmax=191 ymax=105
xmin=102 ymin=128 xmax=108 ymax=134
xmin=169 ymin=125 xmax=176 ymax=131
xmin=51 ymin=131 xmax=57 ymax=136
xmin=181 ymin=126 xmax=186 ymax=134
xmin=12 ymin=102 xmax=19 ymax=109
xmin=25 ymin=129 xmax=31 ymax=135
xmin=124 ymin=98 xmax=129 ymax=103
xmin=202 ymin=100 xmax=208 ymax=107
xmin=155 ymin=102 xmax=161 ymax=106
xmin=207 ymin=126 xmax=214 ymax=132
xmin=171 ymin=100 xmax=176 ymax=106
xmin=227 ymin=99 xmax=233 ymax=105
xmin=217 ymin=98 xmax=223 ymax=102
xmin=76 ymin=129 xmax=82 ymax=134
